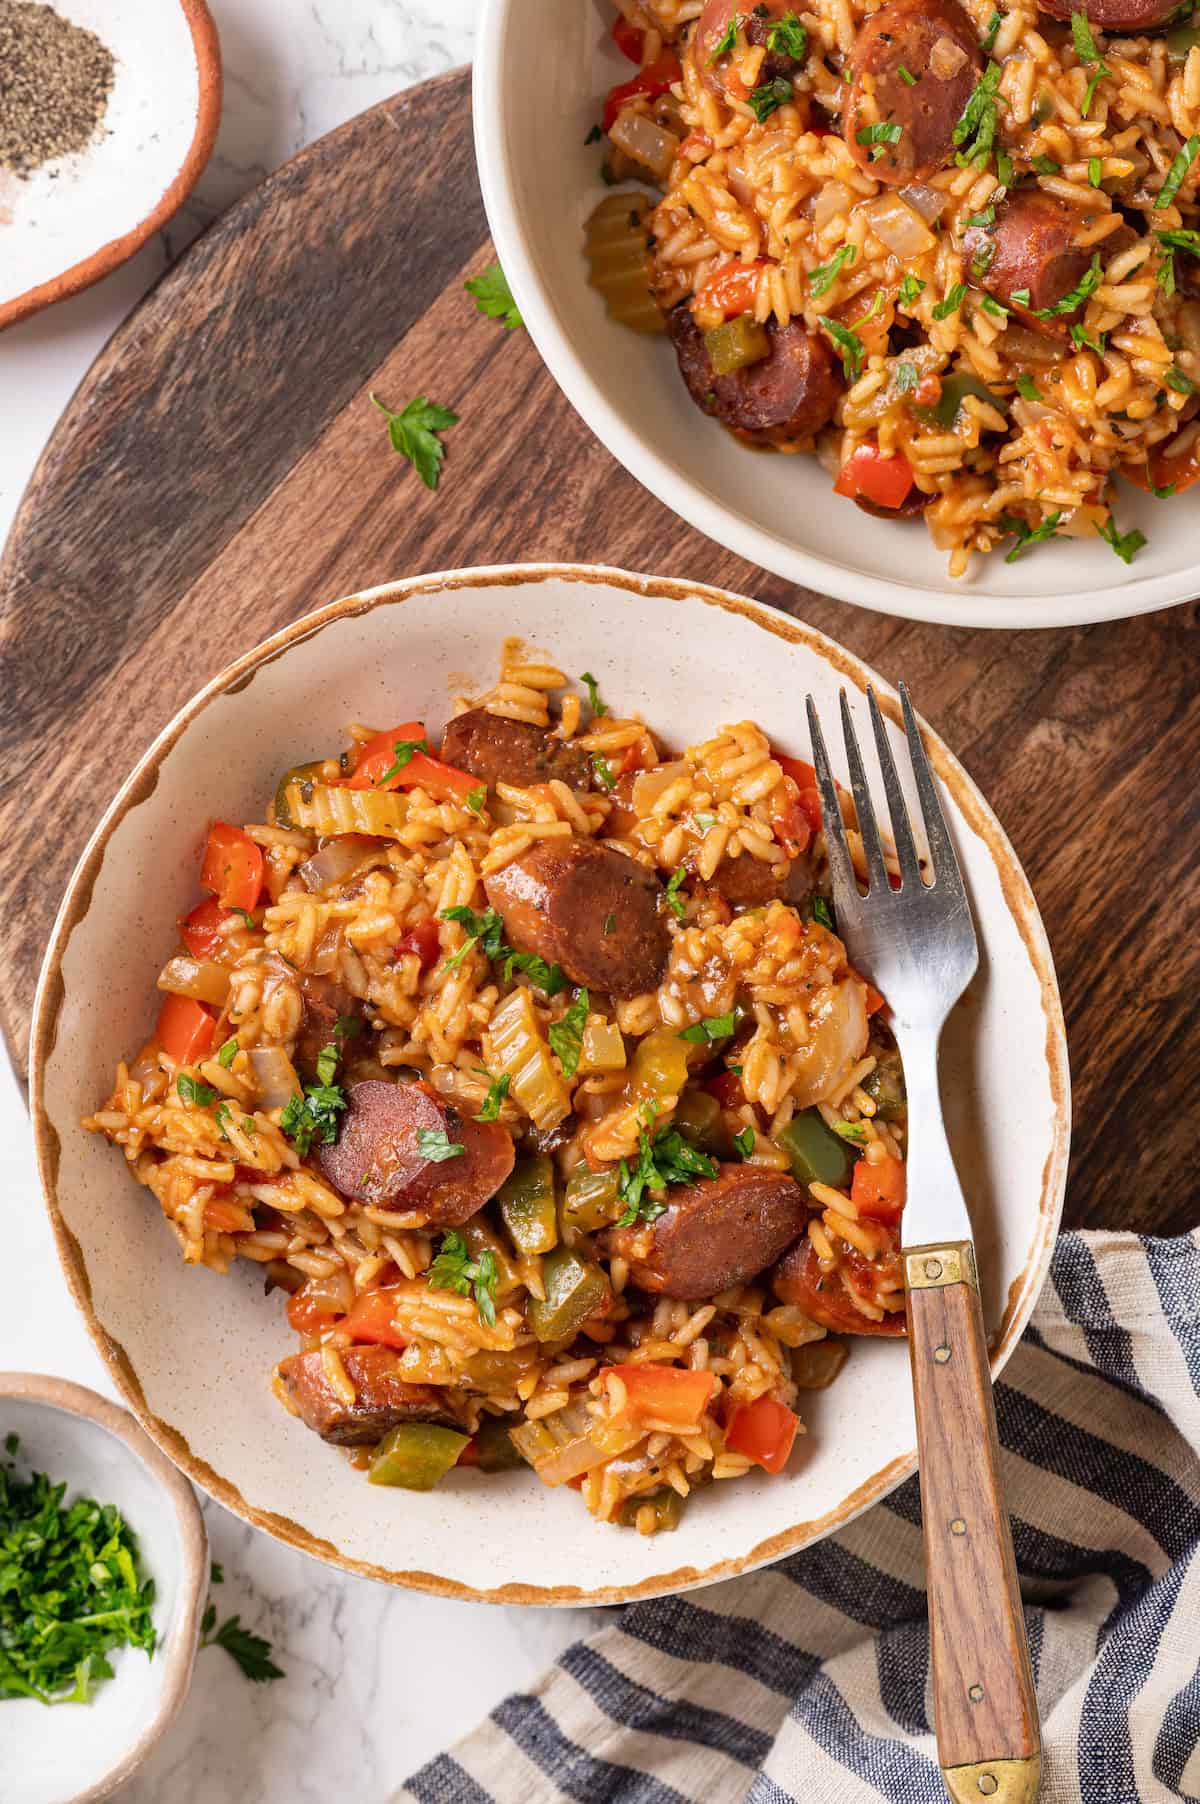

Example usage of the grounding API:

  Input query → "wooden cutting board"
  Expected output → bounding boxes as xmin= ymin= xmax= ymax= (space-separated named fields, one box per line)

xmin=2 ymin=69 xmax=1197 ymax=1233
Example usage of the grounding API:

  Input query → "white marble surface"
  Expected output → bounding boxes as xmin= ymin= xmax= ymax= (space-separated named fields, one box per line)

xmin=0 ymin=5 xmax=603 ymax=1799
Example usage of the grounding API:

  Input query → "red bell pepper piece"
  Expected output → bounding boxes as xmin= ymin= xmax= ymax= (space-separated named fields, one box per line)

xmin=349 ymin=721 xmax=478 ymax=807
xmin=156 ymin=994 xmax=216 ymax=1065
xmin=834 ymin=442 xmax=916 ymax=510
xmin=602 ymin=54 xmax=682 ymax=132
xmin=200 ymin=822 xmax=264 ymax=913
xmin=694 ymin=258 xmax=767 ymax=321
xmin=181 ymin=896 xmax=234 ymax=958
xmin=611 ymin=14 xmax=645 ymax=61
xmin=850 ymin=1153 xmax=906 ymax=1224
xmin=395 ymin=919 xmax=441 ymax=970
xmin=605 ymin=1363 xmax=715 ymax=1427
xmin=726 ymin=1395 xmax=800 ymax=1474
xmin=341 ymin=1288 xmax=408 ymax=1350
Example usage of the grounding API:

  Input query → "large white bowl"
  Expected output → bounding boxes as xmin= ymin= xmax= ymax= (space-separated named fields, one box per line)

xmin=473 ymin=2 xmax=1194 ymax=630
xmin=31 ymin=566 xmax=1069 ymax=1604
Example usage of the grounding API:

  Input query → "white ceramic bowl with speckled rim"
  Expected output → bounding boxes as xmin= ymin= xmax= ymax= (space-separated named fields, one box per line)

xmin=31 ymin=567 xmax=1069 ymax=1604
xmin=474 ymin=0 xmax=1195 ymax=630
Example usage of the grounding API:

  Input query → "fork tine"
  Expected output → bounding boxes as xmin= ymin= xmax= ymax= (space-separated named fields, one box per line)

xmin=838 ymin=691 xmax=891 ymax=895
xmin=899 ymin=683 xmax=963 ymax=896
xmin=806 ymin=696 xmax=858 ymax=912
xmin=866 ymin=688 xmax=923 ymax=886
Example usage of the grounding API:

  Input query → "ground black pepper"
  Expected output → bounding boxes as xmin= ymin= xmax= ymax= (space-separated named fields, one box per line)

xmin=0 ymin=0 xmax=115 ymax=178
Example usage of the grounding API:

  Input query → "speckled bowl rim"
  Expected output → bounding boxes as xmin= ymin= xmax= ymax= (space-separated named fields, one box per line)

xmin=0 ymin=1371 xmax=207 ymax=1801
xmin=29 ymin=563 xmax=1071 ymax=1605
xmin=0 ymin=0 xmax=222 ymax=334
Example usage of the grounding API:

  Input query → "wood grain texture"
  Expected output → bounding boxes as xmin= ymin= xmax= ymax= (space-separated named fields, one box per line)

xmin=1 ymin=70 xmax=1197 ymax=1237
xmin=906 ymin=1251 xmax=1040 ymax=1775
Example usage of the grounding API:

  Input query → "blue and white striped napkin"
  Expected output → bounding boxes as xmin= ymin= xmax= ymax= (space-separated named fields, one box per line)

xmin=400 ymin=1231 xmax=1200 ymax=1804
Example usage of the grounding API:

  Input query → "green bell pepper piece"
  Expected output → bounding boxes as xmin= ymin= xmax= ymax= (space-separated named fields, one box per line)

xmin=497 ymin=1156 xmax=559 ymax=1256
xmin=776 ymin=1109 xmax=854 ymax=1188
xmin=673 ymin=1088 xmax=735 ymax=1158
xmin=615 ymin=1486 xmax=685 ymax=1531
xmin=703 ymin=315 xmax=770 ymax=376
xmin=560 ymin=1166 xmax=624 ymax=1235
xmin=914 ymin=371 xmax=1008 ymax=431
xmin=273 ymin=761 xmax=327 ymax=830
xmin=1168 ymin=24 xmax=1200 ymax=60
xmin=470 ymin=1417 xmax=526 ymax=1472
xmin=368 ymin=1423 xmax=469 ymax=1490
xmin=861 ymin=1049 xmax=907 ymax=1122
xmin=528 ymin=1247 xmax=611 ymax=1342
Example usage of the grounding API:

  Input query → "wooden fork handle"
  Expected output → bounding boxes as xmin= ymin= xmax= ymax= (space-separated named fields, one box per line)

xmin=903 ymin=1240 xmax=1042 ymax=1804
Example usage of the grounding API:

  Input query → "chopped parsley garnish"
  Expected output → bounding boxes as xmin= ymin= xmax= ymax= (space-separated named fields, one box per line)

xmin=818 ymin=314 xmax=865 ymax=381
xmin=898 ymin=273 xmax=925 ymax=307
xmin=603 ymin=913 xmax=617 ymax=936
xmin=585 ymin=123 xmax=603 ymax=144
xmin=1031 ymin=154 xmax=1059 ymax=174
xmin=981 ymin=8 xmax=1002 ymax=49
xmin=280 ymin=1075 xmax=348 ymax=1156
xmin=766 ymin=13 xmax=808 ymax=57
xmin=1070 ymin=11 xmax=1111 ymax=115
xmin=693 ymin=812 xmax=720 ymax=832
xmin=1010 ymin=286 xmax=1032 ymax=306
xmin=856 ymin=121 xmax=903 ymax=161
xmin=970 ymin=238 xmax=997 ymax=280
xmin=465 ymin=784 xmax=487 ymax=816
xmin=440 ymin=904 xmax=564 ymax=994
xmin=898 ymin=63 xmax=917 ymax=85
xmin=233 ymin=907 xmax=257 ymax=930
xmin=502 ymin=949 xmax=566 ymax=995
xmin=1088 ymin=156 xmax=1103 ymax=187
xmin=1030 ymin=252 xmax=1101 ymax=318
xmin=616 ymin=1114 xmax=719 ymax=1226
xmin=678 ymin=1010 xmax=739 ymax=1044
xmin=428 ymin=1231 xmax=497 ymax=1327
xmin=748 ymin=76 xmax=794 ymax=122
xmin=996 ymin=149 xmax=1014 ymax=186
xmin=733 ymin=1125 xmax=756 ymax=1159
xmin=978 ymin=294 xmax=1009 ymax=320
xmin=858 ymin=288 xmax=886 ymax=323
xmin=376 ymin=736 xmax=431 ymax=785
xmin=1001 ymin=511 xmax=1064 ymax=561
xmin=177 ymin=1074 xmax=216 ymax=1108
xmin=199 ymin=1608 xmax=285 ymax=1684
xmin=0 ymin=1439 xmax=158 ymax=1703
xmin=315 ymin=1042 xmax=339 ymax=1086
xmin=953 ymin=61 xmax=1001 ymax=168
xmin=708 ymin=9 xmax=741 ymax=60
xmin=592 ymin=752 xmax=616 ymax=791
xmin=1015 ymin=372 xmax=1041 ymax=401
xmin=811 ymin=895 xmax=836 ymax=931
xmin=895 ymin=360 xmax=919 ymax=392
xmin=1097 ymin=516 xmax=1147 ymax=563
xmin=665 ymin=867 xmax=689 ymax=921
xmin=217 ymin=1036 xmax=239 ymax=1069
xmin=369 ymin=392 xmax=459 ymax=492
xmin=464 ymin=262 xmax=524 ymax=330
xmin=1158 ymin=227 xmax=1200 ymax=257
xmin=1166 ymin=365 xmax=1197 ymax=393
xmin=932 ymin=283 xmax=967 ymax=320
xmin=832 ymin=1120 xmax=869 ymax=1144
xmin=1069 ymin=322 xmax=1107 ymax=353
xmin=580 ymin=670 xmax=607 ymax=716
xmin=1146 ymin=471 xmax=1176 ymax=498
xmin=335 ymin=1014 xmax=363 ymax=1039
xmin=214 ymin=1101 xmax=232 ymax=1135
xmin=474 ymin=1070 xmax=510 ymax=1121
xmin=548 ymin=988 xmax=590 ymax=1078
xmin=1159 ymin=136 xmax=1200 ymax=209
xmin=416 ymin=1127 xmax=467 ymax=1163
xmin=966 ymin=205 xmax=996 ymax=228
xmin=808 ymin=243 xmax=856 ymax=297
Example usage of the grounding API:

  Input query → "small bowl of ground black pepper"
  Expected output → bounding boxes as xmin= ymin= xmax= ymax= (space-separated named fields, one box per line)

xmin=0 ymin=1372 xmax=207 ymax=1803
xmin=0 ymin=0 xmax=221 ymax=332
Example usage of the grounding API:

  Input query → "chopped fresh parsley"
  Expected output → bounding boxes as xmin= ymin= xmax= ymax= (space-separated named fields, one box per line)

xmin=748 ymin=76 xmax=794 ymax=122
xmin=585 ymin=123 xmax=603 ymax=144
xmin=474 ymin=1070 xmax=510 ymax=1121
xmin=1166 ymin=365 xmax=1197 ymax=393
xmin=369 ymin=391 xmax=459 ymax=492
xmin=708 ymin=9 xmax=741 ymax=60
xmin=898 ymin=273 xmax=925 ymax=307
xmin=280 ymin=1073 xmax=347 ymax=1155
xmin=217 ymin=1036 xmax=239 ymax=1069
xmin=678 ymin=1010 xmax=739 ymax=1044
xmin=832 ymin=1120 xmax=869 ymax=1144
xmin=996 ymin=149 xmax=1014 ymax=186
xmin=211 ymin=1563 xmax=224 ymax=1584
xmin=0 ymin=1439 xmax=158 ymax=1703
xmin=464 ymin=262 xmax=523 ymax=330
xmin=1088 ymin=156 xmax=1103 ymax=187
xmin=335 ymin=1014 xmax=363 ymax=1040
xmin=808 ymin=243 xmax=856 ymax=297
xmin=548 ymin=988 xmax=590 ymax=1078
xmin=1097 ymin=516 xmax=1147 ymax=563
xmin=1159 ymin=137 xmax=1200 ymax=209
xmin=1010 ymin=285 xmax=1032 ymax=306
xmin=981 ymin=7 xmax=1002 ymax=49
xmin=416 ymin=1127 xmax=466 ymax=1163
xmin=616 ymin=1114 xmax=719 ymax=1226
xmin=978 ymin=294 xmax=1009 ymax=320
xmin=1030 ymin=252 xmax=1101 ymax=318
xmin=1158 ymin=227 xmax=1200 ymax=257
xmin=966 ymin=205 xmax=996 ymax=228
xmin=693 ymin=812 xmax=720 ymax=832
xmin=580 ymin=670 xmax=607 ymax=716
xmin=953 ymin=62 xmax=1001 ymax=168
xmin=766 ymin=13 xmax=808 ymax=58
xmin=177 ymin=1074 xmax=216 ymax=1108
xmin=932 ymin=283 xmax=967 ymax=320
xmin=898 ymin=63 xmax=917 ymax=85
xmin=970 ymin=237 xmax=997 ymax=280
xmin=1031 ymin=154 xmax=1059 ymax=174
xmin=502 ymin=948 xmax=566 ymax=996
xmin=428 ymin=1231 xmax=497 ymax=1327
xmin=315 ymin=1042 xmax=339 ymax=1086
xmin=440 ymin=904 xmax=567 ymax=992
xmin=1070 ymin=11 xmax=1111 ymax=116
xmin=592 ymin=752 xmax=616 ymax=791
xmin=603 ymin=913 xmax=617 ymax=936
xmin=214 ymin=1101 xmax=232 ymax=1135
xmin=818 ymin=314 xmax=865 ymax=381
xmin=199 ymin=1608 xmax=285 ymax=1684
xmin=894 ymin=360 xmax=919 ymax=393
xmin=1070 ymin=323 xmax=1107 ymax=353
xmin=1146 ymin=471 xmax=1176 ymax=498
xmin=665 ymin=867 xmax=689 ymax=921
xmin=376 ymin=736 xmax=431 ymax=785
xmin=232 ymin=907 xmax=257 ymax=930
xmin=856 ymin=121 xmax=903 ymax=162
xmin=465 ymin=784 xmax=487 ymax=816
xmin=1015 ymin=372 xmax=1041 ymax=401
xmin=1001 ymin=510 xmax=1064 ymax=561
xmin=733 ymin=1125 xmax=756 ymax=1159
xmin=811 ymin=895 xmax=836 ymax=931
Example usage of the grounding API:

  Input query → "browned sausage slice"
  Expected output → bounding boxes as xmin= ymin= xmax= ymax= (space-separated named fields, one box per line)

xmin=280 ymin=1344 xmax=460 ymax=1444
xmin=963 ymin=191 xmax=1091 ymax=332
xmin=1036 ymin=0 xmax=1175 ymax=27
xmin=668 ymin=305 xmax=843 ymax=444
xmin=441 ymin=707 xmax=592 ymax=792
xmin=845 ymin=0 xmax=982 ymax=186
xmin=693 ymin=0 xmax=808 ymax=96
xmin=772 ymin=1236 xmax=906 ymax=1335
xmin=294 ymin=971 xmax=362 ymax=1080
xmin=483 ymin=838 xmax=671 ymax=998
xmin=319 ymin=1079 xmax=515 ymax=1222
xmin=601 ymin=1165 xmax=809 ymax=1298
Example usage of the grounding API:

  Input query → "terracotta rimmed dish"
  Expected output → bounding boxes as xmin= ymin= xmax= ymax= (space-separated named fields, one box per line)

xmin=0 ymin=0 xmax=221 ymax=334
xmin=473 ymin=2 xmax=1192 ymax=630
xmin=0 ymin=1373 xmax=207 ymax=1803
xmin=30 ymin=565 xmax=1069 ymax=1605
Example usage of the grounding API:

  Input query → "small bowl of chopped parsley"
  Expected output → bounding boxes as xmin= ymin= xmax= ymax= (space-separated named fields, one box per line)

xmin=0 ymin=1373 xmax=207 ymax=1802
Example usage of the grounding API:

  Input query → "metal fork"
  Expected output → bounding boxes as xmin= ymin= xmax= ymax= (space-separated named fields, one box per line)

xmin=807 ymin=685 xmax=1041 ymax=1804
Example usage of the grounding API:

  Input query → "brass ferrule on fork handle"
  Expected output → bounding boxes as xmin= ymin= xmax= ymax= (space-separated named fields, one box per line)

xmin=942 ymin=1754 xmax=1043 ymax=1804
xmin=905 ymin=1240 xmax=978 ymax=1293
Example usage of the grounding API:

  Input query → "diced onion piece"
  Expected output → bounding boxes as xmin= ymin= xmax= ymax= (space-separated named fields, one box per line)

xmin=248 ymin=1046 xmax=303 ymax=1110
xmin=156 ymin=956 xmax=231 ymax=1006
xmin=1000 ymin=322 xmax=1065 ymax=366
xmin=298 ymin=834 xmax=383 ymax=893
xmin=811 ymin=180 xmax=854 ymax=231
xmin=898 ymin=182 xmax=949 ymax=226
xmin=631 ymin=759 xmax=687 ymax=815
xmin=788 ymin=976 xmax=869 ymax=1110
xmin=282 ymin=782 xmax=409 ymax=839
xmin=487 ymin=988 xmax=572 ymax=1132
xmin=929 ymin=34 xmax=968 ymax=77
xmin=579 ymin=1019 xmax=627 ymax=1074
xmin=608 ymin=108 xmax=679 ymax=183
xmin=791 ymin=1339 xmax=850 ymax=1389
xmin=863 ymin=193 xmax=936 ymax=258
xmin=1057 ymin=503 xmax=1107 ymax=539
xmin=510 ymin=1402 xmax=645 ymax=1486
xmin=264 ymin=1260 xmax=305 ymax=1297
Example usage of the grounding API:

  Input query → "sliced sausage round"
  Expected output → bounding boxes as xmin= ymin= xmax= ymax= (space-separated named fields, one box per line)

xmin=483 ymin=837 xmax=671 ymax=998
xmin=693 ymin=0 xmax=808 ymax=96
xmin=668 ymin=304 xmax=842 ymax=444
xmin=280 ymin=1344 xmax=460 ymax=1445
xmin=963 ymin=191 xmax=1091 ymax=330
xmin=441 ymin=707 xmax=592 ymax=792
xmin=319 ymin=1079 xmax=514 ymax=1222
xmin=601 ymin=1164 xmax=810 ymax=1298
xmin=772 ymin=1235 xmax=906 ymax=1335
xmin=844 ymin=0 xmax=982 ymax=186
xmin=1036 ymin=0 xmax=1175 ymax=26
xmin=699 ymin=852 xmax=794 ymax=908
